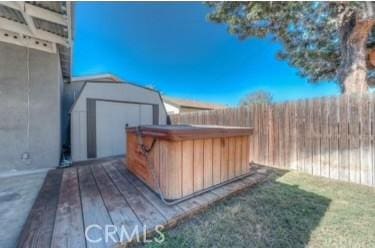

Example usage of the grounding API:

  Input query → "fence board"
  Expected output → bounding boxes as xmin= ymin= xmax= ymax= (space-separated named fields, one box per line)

xmin=329 ymin=96 xmax=340 ymax=179
xmin=275 ymin=104 xmax=281 ymax=168
xmin=267 ymin=105 xmax=274 ymax=166
xmin=263 ymin=104 xmax=270 ymax=165
xmin=371 ymin=94 xmax=375 ymax=186
xmin=305 ymin=100 xmax=314 ymax=174
xmin=264 ymin=104 xmax=270 ymax=165
xmin=349 ymin=94 xmax=361 ymax=184
xmin=312 ymin=99 xmax=321 ymax=176
xmin=339 ymin=95 xmax=350 ymax=181
xmin=296 ymin=100 xmax=304 ymax=171
xmin=171 ymin=93 xmax=375 ymax=187
xmin=290 ymin=102 xmax=298 ymax=170
xmin=253 ymin=105 xmax=260 ymax=163
xmin=320 ymin=97 xmax=330 ymax=178
xmin=360 ymin=94 xmax=371 ymax=185
xmin=284 ymin=103 xmax=290 ymax=169
xmin=280 ymin=103 xmax=284 ymax=168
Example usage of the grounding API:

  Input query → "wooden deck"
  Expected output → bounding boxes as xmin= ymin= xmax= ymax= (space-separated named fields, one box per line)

xmin=17 ymin=158 xmax=271 ymax=248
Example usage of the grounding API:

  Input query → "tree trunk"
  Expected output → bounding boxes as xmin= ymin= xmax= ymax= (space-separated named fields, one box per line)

xmin=339 ymin=15 xmax=374 ymax=94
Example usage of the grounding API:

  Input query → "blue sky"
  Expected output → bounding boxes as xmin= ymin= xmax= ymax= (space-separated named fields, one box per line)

xmin=73 ymin=2 xmax=340 ymax=106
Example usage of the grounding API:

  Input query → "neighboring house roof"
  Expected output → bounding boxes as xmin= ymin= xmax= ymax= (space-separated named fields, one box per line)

xmin=0 ymin=1 xmax=73 ymax=80
xmin=163 ymin=96 xmax=226 ymax=110
xmin=71 ymin=74 xmax=121 ymax=82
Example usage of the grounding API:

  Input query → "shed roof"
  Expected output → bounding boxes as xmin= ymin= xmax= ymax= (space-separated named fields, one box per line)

xmin=69 ymin=80 xmax=168 ymax=115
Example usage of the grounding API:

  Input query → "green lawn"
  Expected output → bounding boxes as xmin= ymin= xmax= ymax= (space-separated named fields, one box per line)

xmin=140 ymin=168 xmax=375 ymax=248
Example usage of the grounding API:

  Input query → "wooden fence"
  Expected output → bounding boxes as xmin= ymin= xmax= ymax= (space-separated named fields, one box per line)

xmin=170 ymin=93 xmax=375 ymax=187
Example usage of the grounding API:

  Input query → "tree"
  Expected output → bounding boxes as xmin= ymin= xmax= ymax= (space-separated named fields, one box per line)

xmin=207 ymin=2 xmax=375 ymax=93
xmin=239 ymin=90 xmax=273 ymax=106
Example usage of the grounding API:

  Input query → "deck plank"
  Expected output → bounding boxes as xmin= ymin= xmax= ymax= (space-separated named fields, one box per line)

xmin=91 ymin=163 xmax=142 ymax=243
xmin=114 ymin=162 xmax=184 ymax=223
xmin=78 ymin=166 xmax=118 ymax=248
xmin=17 ymin=169 xmax=63 ymax=248
xmin=18 ymin=158 xmax=270 ymax=247
xmin=104 ymin=162 xmax=167 ymax=231
xmin=51 ymin=167 xmax=86 ymax=248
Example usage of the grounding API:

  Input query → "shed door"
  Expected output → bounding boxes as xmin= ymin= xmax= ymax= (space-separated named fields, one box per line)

xmin=94 ymin=101 xmax=153 ymax=158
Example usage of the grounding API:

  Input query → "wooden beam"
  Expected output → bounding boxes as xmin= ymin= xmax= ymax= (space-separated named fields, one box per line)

xmin=66 ymin=2 xmax=72 ymax=44
xmin=37 ymin=29 xmax=69 ymax=46
xmin=0 ymin=28 xmax=57 ymax=53
xmin=1 ymin=2 xmax=68 ymax=26
xmin=0 ymin=16 xmax=31 ymax=35
xmin=0 ymin=16 xmax=69 ymax=46
xmin=0 ymin=2 xmax=20 ymax=10
xmin=24 ymin=3 xmax=68 ymax=26
xmin=16 ymin=2 xmax=37 ymax=35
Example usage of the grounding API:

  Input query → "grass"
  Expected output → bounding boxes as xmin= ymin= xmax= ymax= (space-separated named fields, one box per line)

xmin=137 ymin=169 xmax=375 ymax=248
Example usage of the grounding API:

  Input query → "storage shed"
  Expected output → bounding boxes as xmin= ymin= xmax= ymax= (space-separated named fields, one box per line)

xmin=70 ymin=81 xmax=168 ymax=162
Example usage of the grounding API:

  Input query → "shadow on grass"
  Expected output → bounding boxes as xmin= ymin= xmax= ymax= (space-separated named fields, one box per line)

xmin=142 ymin=168 xmax=331 ymax=248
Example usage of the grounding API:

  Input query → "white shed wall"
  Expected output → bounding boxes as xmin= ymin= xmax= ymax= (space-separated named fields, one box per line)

xmin=70 ymin=82 xmax=167 ymax=162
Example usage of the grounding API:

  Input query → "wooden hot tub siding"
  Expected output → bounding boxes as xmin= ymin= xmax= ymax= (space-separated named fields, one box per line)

xmin=126 ymin=126 xmax=252 ymax=200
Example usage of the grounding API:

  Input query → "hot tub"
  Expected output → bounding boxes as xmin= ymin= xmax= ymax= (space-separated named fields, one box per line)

xmin=126 ymin=125 xmax=253 ymax=200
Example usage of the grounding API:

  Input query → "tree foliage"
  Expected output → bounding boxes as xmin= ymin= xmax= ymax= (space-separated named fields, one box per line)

xmin=239 ymin=90 xmax=273 ymax=107
xmin=207 ymin=2 xmax=375 ymax=93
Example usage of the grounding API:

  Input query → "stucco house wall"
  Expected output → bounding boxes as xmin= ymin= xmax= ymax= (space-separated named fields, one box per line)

xmin=0 ymin=41 xmax=62 ymax=173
